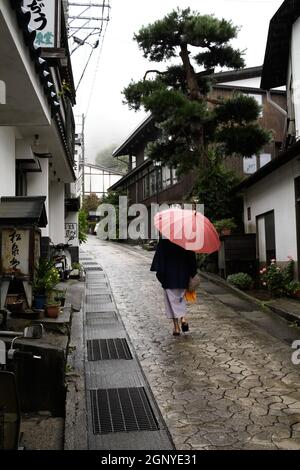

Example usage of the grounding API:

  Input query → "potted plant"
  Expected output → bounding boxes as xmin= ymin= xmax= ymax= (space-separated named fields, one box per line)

xmin=45 ymin=300 xmax=61 ymax=318
xmin=32 ymin=258 xmax=60 ymax=309
xmin=69 ymin=262 xmax=81 ymax=279
xmin=213 ymin=218 xmax=237 ymax=236
xmin=53 ymin=288 xmax=67 ymax=307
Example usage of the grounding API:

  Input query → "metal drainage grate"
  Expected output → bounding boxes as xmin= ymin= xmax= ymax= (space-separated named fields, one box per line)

xmin=90 ymin=387 xmax=159 ymax=435
xmin=86 ymin=311 xmax=118 ymax=320
xmin=86 ymin=294 xmax=111 ymax=303
xmin=86 ymin=311 xmax=118 ymax=325
xmin=87 ymin=338 xmax=132 ymax=361
xmin=84 ymin=266 xmax=103 ymax=271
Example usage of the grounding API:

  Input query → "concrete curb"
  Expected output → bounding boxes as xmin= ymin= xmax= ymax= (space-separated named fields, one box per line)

xmin=199 ymin=271 xmax=300 ymax=325
xmin=64 ymin=305 xmax=88 ymax=450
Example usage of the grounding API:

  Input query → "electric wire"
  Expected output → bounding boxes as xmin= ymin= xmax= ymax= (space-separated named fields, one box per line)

xmin=85 ymin=13 xmax=109 ymax=118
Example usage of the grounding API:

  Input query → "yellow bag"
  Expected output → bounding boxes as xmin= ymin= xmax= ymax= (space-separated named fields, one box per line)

xmin=185 ymin=290 xmax=197 ymax=303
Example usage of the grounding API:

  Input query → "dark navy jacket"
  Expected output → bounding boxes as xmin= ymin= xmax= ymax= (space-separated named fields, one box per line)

xmin=150 ymin=239 xmax=197 ymax=289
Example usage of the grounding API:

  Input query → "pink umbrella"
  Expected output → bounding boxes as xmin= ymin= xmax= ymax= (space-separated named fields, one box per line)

xmin=154 ymin=208 xmax=220 ymax=253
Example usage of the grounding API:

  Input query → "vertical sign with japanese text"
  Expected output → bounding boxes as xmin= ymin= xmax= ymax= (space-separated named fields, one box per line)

xmin=65 ymin=223 xmax=77 ymax=241
xmin=24 ymin=0 xmax=59 ymax=48
xmin=1 ymin=229 xmax=29 ymax=274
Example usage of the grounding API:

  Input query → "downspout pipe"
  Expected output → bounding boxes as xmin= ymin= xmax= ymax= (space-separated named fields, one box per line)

xmin=266 ymin=91 xmax=287 ymax=117
xmin=266 ymin=91 xmax=288 ymax=140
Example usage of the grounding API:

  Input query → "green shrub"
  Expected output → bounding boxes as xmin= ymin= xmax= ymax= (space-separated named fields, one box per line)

xmin=260 ymin=258 xmax=295 ymax=297
xmin=227 ymin=272 xmax=253 ymax=290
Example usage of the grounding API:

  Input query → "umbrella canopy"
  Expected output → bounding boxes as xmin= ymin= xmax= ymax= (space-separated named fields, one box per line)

xmin=154 ymin=208 xmax=220 ymax=253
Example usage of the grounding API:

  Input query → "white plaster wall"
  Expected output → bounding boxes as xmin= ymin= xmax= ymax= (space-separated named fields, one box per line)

xmin=292 ymin=17 xmax=300 ymax=138
xmin=49 ymin=181 xmax=65 ymax=245
xmin=0 ymin=127 xmax=15 ymax=196
xmin=27 ymin=158 xmax=49 ymax=237
xmin=244 ymin=159 xmax=300 ymax=262
xmin=1 ymin=1 xmax=50 ymax=124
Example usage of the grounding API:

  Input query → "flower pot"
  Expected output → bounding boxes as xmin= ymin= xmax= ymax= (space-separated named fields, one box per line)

xmin=292 ymin=290 xmax=300 ymax=300
xmin=45 ymin=304 xmax=60 ymax=318
xmin=221 ymin=228 xmax=231 ymax=236
xmin=33 ymin=294 xmax=46 ymax=310
xmin=7 ymin=299 xmax=24 ymax=314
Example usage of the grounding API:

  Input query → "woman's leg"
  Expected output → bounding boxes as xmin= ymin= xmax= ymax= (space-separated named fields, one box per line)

xmin=164 ymin=289 xmax=186 ymax=335
xmin=172 ymin=318 xmax=180 ymax=335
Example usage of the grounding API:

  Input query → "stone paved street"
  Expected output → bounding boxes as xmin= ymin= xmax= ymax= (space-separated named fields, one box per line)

xmin=84 ymin=237 xmax=300 ymax=450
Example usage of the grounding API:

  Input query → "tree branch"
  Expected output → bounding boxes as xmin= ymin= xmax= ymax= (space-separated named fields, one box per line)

xmin=143 ymin=70 xmax=167 ymax=81
xmin=206 ymin=96 xmax=222 ymax=105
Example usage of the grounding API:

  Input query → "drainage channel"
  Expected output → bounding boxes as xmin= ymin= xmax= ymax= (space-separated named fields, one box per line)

xmin=80 ymin=254 xmax=173 ymax=450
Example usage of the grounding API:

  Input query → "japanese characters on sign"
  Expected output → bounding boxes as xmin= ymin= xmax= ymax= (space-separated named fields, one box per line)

xmin=24 ymin=0 xmax=57 ymax=48
xmin=1 ymin=229 xmax=30 ymax=274
xmin=65 ymin=223 xmax=77 ymax=241
xmin=8 ymin=230 xmax=21 ymax=270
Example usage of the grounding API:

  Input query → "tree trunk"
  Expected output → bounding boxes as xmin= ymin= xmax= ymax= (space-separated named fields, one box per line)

xmin=179 ymin=43 xmax=201 ymax=100
xmin=179 ymin=43 xmax=208 ymax=163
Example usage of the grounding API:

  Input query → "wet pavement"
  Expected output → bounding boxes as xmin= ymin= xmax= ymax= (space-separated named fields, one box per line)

xmin=82 ymin=236 xmax=300 ymax=450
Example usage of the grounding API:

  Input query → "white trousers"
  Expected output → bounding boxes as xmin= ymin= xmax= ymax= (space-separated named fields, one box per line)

xmin=163 ymin=289 xmax=186 ymax=319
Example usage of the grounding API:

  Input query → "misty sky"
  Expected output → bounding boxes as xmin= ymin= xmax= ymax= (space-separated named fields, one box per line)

xmin=70 ymin=0 xmax=283 ymax=163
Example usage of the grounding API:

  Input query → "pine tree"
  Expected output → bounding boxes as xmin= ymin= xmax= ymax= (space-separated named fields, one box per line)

xmin=123 ymin=8 xmax=270 ymax=174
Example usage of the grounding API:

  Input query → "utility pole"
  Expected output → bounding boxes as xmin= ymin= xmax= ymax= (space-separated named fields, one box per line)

xmin=67 ymin=1 xmax=110 ymax=36
xmin=81 ymin=113 xmax=85 ymax=203
xmin=74 ymin=114 xmax=85 ymax=204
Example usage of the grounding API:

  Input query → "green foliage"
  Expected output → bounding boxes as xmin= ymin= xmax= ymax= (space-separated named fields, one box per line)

xmin=98 ymin=190 xmax=126 ymax=241
xmin=78 ymin=209 xmax=88 ymax=244
xmin=81 ymin=193 xmax=101 ymax=213
xmin=183 ymin=14 xmax=239 ymax=46
xmin=216 ymin=124 xmax=271 ymax=157
xmin=134 ymin=8 xmax=191 ymax=62
xmin=227 ymin=272 xmax=253 ymax=290
xmin=191 ymin=151 xmax=243 ymax=221
xmin=71 ymin=262 xmax=81 ymax=270
xmin=195 ymin=45 xmax=244 ymax=69
xmin=123 ymin=8 xmax=270 ymax=174
xmin=260 ymin=259 xmax=295 ymax=297
xmin=33 ymin=258 xmax=60 ymax=295
xmin=286 ymin=280 xmax=300 ymax=295
xmin=123 ymin=79 xmax=164 ymax=111
xmin=100 ymin=189 xmax=125 ymax=205
xmin=213 ymin=218 xmax=237 ymax=233
xmin=215 ymin=94 xmax=261 ymax=125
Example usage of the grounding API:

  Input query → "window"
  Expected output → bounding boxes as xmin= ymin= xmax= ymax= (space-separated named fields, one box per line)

xmin=143 ymin=174 xmax=149 ymax=198
xmin=247 ymin=93 xmax=263 ymax=117
xmin=257 ymin=211 xmax=276 ymax=263
xmin=259 ymin=153 xmax=271 ymax=168
xmin=243 ymin=155 xmax=257 ymax=174
xmin=171 ymin=168 xmax=178 ymax=184
xmin=162 ymin=166 xmax=171 ymax=188
xmin=149 ymin=171 xmax=156 ymax=196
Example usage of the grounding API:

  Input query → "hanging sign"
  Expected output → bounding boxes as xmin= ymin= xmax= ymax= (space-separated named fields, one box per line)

xmin=23 ymin=0 xmax=60 ymax=48
xmin=65 ymin=223 xmax=77 ymax=241
xmin=1 ymin=229 xmax=29 ymax=274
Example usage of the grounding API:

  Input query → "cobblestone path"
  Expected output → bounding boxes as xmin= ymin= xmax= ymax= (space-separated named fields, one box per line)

xmin=85 ymin=237 xmax=300 ymax=450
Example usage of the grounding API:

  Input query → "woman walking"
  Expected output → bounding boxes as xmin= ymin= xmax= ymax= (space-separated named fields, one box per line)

xmin=150 ymin=238 xmax=197 ymax=336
